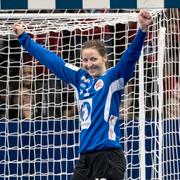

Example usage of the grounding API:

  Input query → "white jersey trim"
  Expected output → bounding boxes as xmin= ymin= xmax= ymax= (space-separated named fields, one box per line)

xmin=104 ymin=78 xmax=124 ymax=122
xmin=65 ymin=63 xmax=80 ymax=71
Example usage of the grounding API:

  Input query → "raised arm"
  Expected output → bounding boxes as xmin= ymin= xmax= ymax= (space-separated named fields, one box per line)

xmin=110 ymin=9 xmax=153 ymax=84
xmin=12 ymin=23 xmax=81 ymax=86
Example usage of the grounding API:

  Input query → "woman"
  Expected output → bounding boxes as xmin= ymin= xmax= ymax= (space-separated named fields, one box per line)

xmin=13 ymin=9 xmax=152 ymax=180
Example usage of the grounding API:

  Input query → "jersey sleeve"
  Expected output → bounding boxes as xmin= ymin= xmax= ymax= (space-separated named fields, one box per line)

xmin=18 ymin=32 xmax=81 ymax=86
xmin=109 ymin=28 xmax=147 ymax=85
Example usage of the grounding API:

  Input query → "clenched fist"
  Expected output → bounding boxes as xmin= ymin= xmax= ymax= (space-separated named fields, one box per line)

xmin=138 ymin=9 xmax=153 ymax=32
xmin=12 ymin=23 xmax=25 ymax=37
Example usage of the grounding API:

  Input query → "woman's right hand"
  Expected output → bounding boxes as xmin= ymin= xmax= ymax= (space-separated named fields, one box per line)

xmin=12 ymin=23 xmax=25 ymax=37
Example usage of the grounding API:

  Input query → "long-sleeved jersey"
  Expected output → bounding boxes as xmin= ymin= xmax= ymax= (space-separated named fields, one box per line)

xmin=18 ymin=29 xmax=146 ymax=153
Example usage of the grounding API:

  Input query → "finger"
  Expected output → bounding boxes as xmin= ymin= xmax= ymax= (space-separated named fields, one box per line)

xmin=12 ymin=24 xmax=18 ymax=32
xmin=145 ymin=12 xmax=152 ymax=19
xmin=12 ymin=23 xmax=20 ymax=31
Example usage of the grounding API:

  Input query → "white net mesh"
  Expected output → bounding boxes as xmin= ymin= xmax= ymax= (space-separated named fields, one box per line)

xmin=0 ymin=9 xmax=179 ymax=180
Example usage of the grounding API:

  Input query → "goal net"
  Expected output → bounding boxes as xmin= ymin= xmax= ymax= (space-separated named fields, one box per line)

xmin=0 ymin=9 xmax=179 ymax=180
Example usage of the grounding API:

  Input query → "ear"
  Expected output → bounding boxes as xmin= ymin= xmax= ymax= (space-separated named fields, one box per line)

xmin=104 ymin=56 xmax=110 ymax=68
xmin=103 ymin=56 xmax=107 ymax=62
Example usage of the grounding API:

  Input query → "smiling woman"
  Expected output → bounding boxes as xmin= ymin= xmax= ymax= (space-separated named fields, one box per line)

xmin=12 ymin=9 xmax=152 ymax=179
xmin=81 ymin=41 xmax=107 ymax=78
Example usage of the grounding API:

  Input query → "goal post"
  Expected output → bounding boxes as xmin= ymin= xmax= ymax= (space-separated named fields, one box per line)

xmin=0 ymin=9 xmax=179 ymax=180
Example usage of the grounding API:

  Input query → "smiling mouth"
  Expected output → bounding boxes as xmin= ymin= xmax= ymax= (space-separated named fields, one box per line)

xmin=88 ymin=69 xmax=96 ymax=74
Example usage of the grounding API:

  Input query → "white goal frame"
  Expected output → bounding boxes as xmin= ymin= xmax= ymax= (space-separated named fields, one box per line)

xmin=0 ymin=9 xmax=179 ymax=180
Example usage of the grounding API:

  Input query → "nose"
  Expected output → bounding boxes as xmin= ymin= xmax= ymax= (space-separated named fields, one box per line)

xmin=87 ymin=60 xmax=93 ymax=68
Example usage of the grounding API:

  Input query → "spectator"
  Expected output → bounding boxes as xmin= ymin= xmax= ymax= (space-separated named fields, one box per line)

xmin=165 ymin=77 xmax=180 ymax=119
xmin=20 ymin=62 xmax=62 ymax=119
xmin=0 ymin=80 xmax=7 ymax=120
xmin=10 ymin=86 xmax=35 ymax=120
xmin=120 ymin=79 xmax=137 ymax=120
xmin=20 ymin=64 xmax=34 ymax=88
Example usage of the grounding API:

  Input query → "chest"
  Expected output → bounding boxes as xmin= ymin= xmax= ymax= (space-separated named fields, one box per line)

xmin=78 ymin=76 xmax=107 ymax=99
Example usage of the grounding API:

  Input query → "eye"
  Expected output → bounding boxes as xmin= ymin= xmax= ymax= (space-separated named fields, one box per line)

xmin=90 ymin=57 xmax=97 ymax=61
xmin=82 ymin=58 xmax=88 ymax=62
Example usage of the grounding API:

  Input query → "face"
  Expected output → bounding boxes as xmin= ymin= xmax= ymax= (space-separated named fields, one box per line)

xmin=14 ymin=88 xmax=33 ymax=107
xmin=174 ymin=81 xmax=180 ymax=100
xmin=21 ymin=66 xmax=33 ymax=87
xmin=14 ymin=87 xmax=34 ymax=119
xmin=81 ymin=48 xmax=107 ymax=78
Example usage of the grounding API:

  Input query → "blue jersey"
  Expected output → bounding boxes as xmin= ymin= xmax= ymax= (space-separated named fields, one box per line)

xmin=18 ymin=29 xmax=146 ymax=153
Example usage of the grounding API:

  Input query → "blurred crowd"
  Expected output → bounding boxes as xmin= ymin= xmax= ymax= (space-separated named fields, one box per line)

xmin=0 ymin=34 xmax=77 ymax=120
